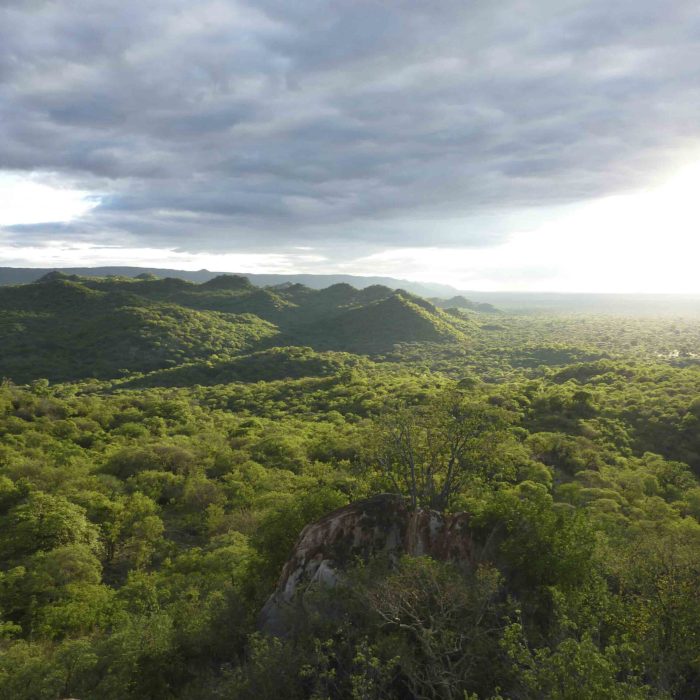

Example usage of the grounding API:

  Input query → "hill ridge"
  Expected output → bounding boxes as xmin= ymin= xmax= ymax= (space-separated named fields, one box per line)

xmin=0 ymin=274 xmax=471 ymax=383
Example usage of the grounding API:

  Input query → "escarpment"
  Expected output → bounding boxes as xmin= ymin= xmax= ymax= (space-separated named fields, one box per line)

xmin=260 ymin=494 xmax=475 ymax=634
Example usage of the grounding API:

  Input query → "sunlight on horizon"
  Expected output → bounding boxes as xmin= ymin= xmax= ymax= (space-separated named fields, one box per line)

xmin=2 ymin=161 xmax=700 ymax=293
xmin=348 ymin=159 xmax=700 ymax=293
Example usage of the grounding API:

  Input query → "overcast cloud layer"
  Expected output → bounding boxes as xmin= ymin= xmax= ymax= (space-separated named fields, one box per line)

xmin=2 ymin=0 xmax=700 ymax=263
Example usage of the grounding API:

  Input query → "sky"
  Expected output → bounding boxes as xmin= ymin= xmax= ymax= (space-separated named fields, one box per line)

xmin=1 ymin=0 xmax=700 ymax=292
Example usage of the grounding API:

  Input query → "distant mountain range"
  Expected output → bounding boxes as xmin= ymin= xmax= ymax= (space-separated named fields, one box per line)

xmin=0 ymin=266 xmax=462 ymax=298
xmin=1 ymin=267 xmax=699 ymax=314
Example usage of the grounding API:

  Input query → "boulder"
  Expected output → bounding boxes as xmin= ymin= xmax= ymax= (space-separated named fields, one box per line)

xmin=260 ymin=494 xmax=474 ymax=634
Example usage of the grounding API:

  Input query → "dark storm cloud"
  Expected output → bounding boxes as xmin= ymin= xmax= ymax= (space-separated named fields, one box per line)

xmin=2 ymin=0 xmax=700 ymax=254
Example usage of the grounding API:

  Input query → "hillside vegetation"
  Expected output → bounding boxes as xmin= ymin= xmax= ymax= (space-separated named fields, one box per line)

xmin=0 ymin=274 xmax=471 ymax=383
xmin=0 ymin=274 xmax=700 ymax=698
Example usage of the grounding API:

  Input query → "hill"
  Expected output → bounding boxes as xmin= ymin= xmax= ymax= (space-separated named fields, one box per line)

xmin=285 ymin=292 xmax=471 ymax=353
xmin=123 ymin=346 xmax=366 ymax=388
xmin=4 ymin=268 xmax=700 ymax=315
xmin=0 ymin=277 xmax=278 ymax=383
xmin=0 ymin=275 xmax=470 ymax=383
xmin=0 ymin=266 xmax=462 ymax=298
xmin=431 ymin=295 xmax=500 ymax=313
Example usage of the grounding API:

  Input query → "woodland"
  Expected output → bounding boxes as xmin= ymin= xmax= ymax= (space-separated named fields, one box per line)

xmin=1 ymin=272 xmax=700 ymax=699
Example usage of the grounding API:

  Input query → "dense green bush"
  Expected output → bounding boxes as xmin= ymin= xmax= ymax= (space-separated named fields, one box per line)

xmin=1 ymin=277 xmax=700 ymax=697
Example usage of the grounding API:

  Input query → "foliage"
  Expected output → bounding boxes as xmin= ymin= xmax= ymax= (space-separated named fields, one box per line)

xmin=0 ymin=274 xmax=700 ymax=697
xmin=363 ymin=390 xmax=510 ymax=509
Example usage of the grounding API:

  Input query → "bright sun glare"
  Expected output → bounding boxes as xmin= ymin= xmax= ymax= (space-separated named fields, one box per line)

xmin=520 ymin=159 xmax=700 ymax=294
xmin=352 ymin=160 xmax=700 ymax=294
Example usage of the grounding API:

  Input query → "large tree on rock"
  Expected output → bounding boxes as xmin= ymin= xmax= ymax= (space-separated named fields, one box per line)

xmin=365 ymin=390 xmax=510 ymax=511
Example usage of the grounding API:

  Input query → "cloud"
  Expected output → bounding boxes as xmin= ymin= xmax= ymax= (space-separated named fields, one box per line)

xmin=1 ymin=0 xmax=700 ymax=257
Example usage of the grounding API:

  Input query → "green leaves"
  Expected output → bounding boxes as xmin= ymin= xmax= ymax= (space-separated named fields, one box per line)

xmin=363 ymin=389 xmax=513 ymax=510
xmin=0 ymin=290 xmax=700 ymax=698
xmin=0 ymin=492 xmax=100 ymax=560
xmin=502 ymin=625 xmax=650 ymax=700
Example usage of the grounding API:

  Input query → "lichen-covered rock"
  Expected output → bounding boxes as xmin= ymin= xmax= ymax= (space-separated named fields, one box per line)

xmin=260 ymin=494 xmax=474 ymax=634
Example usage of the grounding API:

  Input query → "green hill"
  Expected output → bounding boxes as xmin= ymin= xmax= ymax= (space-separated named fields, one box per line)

xmin=430 ymin=295 xmax=500 ymax=313
xmin=288 ymin=292 xmax=471 ymax=353
xmin=0 ymin=265 xmax=464 ymax=297
xmin=0 ymin=278 xmax=277 ymax=383
xmin=73 ymin=274 xmax=295 ymax=322
xmin=124 ymin=346 xmax=366 ymax=388
xmin=0 ymin=275 xmax=471 ymax=383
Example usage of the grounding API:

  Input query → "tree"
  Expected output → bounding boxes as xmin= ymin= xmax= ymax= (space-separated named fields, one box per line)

xmin=502 ymin=625 xmax=648 ymax=700
xmin=364 ymin=390 xmax=508 ymax=510
xmin=363 ymin=557 xmax=504 ymax=700
xmin=0 ymin=492 xmax=99 ymax=560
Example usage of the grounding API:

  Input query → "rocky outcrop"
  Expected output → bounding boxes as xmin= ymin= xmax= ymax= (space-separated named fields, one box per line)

xmin=260 ymin=494 xmax=474 ymax=634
